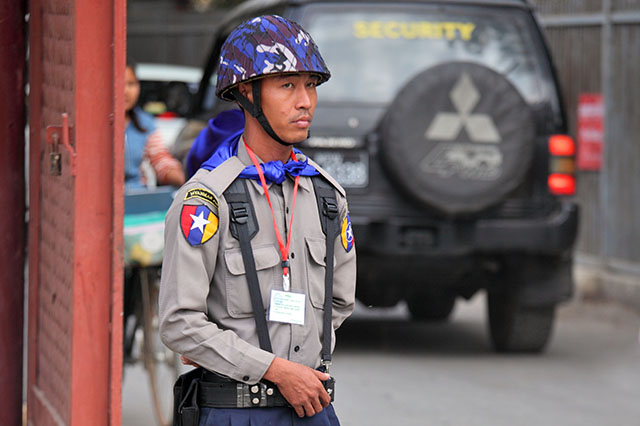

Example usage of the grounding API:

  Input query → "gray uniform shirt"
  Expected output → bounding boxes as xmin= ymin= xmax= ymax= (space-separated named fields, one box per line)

xmin=159 ymin=139 xmax=356 ymax=384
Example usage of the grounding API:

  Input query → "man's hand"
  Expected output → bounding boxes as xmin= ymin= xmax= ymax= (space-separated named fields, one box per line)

xmin=180 ymin=355 xmax=200 ymax=368
xmin=263 ymin=357 xmax=331 ymax=418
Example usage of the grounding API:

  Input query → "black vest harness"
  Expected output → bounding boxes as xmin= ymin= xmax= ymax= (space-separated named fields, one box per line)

xmin=223 ymin=175 xmax=340 ymax=367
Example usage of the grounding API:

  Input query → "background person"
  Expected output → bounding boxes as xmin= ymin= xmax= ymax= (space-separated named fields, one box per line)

xmin=124 ymin=64 xmax=185 ymax=189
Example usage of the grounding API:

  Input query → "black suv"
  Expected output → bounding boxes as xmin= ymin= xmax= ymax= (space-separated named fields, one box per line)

xmin=184 ymin=0 xmax=579 ymax=352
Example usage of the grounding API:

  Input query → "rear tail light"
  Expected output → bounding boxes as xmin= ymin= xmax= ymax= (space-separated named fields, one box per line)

xmin=549 ymin=134 xmax=575 ymax=156
xmin=548 ymin=173 xmax=576 ymax=195
xmin=548 ymin=135 xmax=576 ymax=196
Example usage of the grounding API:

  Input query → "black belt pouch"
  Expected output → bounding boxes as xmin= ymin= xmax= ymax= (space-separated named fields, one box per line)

xmin=173 ymin=367 xmax=203 ymax=426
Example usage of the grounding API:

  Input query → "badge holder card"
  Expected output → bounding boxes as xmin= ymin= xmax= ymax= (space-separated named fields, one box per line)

xmin=268 ymin=288 xmax=306 ymax=326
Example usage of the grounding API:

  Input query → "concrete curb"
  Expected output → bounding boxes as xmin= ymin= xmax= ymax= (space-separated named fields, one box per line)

xmin=574 ymin=256 xmax=640 ymax=314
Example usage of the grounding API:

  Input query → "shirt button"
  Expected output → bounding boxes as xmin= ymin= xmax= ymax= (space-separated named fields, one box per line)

xmin=286 ymin=207 xmax=290 ymax=214
xmin=294 ymin=346 xmax=300 ymax=352
xmin=243 ymin=376 xmax=250 ymax=381
xmin=290 ymin=252 xmax=295 ymax=259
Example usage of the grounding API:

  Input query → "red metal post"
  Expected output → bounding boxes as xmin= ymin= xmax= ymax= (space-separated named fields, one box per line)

xmin=111 ymin=0 xmax=127 ymax=424
xmin=70 ymin=0 xmax=121 ymax=423
xmin=0 ymin=1 xmax=27 ymax=425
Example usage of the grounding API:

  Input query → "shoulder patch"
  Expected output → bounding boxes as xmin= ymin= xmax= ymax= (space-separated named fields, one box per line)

xmin=184 ymin=188 xmax=219 ymax=209
xmin=180 ymin=205 xmax=219 ymax=246
xmin=341 ymin=213 xmax=354 ymax=253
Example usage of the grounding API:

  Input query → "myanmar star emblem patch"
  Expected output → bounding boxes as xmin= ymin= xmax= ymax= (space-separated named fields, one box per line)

xmin=180 ymin=205 xmax=219 ymax=246
xmin=341 ymin=214 xmax=354 ymax=253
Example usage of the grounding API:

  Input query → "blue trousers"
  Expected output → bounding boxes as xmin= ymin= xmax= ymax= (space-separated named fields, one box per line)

xmin=198 ymin=404 xmax=341 ymax=426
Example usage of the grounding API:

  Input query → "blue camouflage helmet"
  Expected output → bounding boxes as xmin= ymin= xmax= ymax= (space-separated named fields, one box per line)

xmin=216 ymin=15 xmax=331 ymax=101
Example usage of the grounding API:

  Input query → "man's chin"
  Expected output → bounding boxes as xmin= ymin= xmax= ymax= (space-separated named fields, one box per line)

xmin=282 ymin=130 xmax=310 ymax=145
xmin=299 ymin=129 xmax=312 ymax=143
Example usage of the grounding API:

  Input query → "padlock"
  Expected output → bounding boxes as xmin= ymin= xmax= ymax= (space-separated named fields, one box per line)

xmin=50 ymin=132 xmax=62 ymax=176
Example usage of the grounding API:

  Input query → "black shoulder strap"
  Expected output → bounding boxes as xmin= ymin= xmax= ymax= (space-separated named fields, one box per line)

xmin=224 ymin=179 xmax=272 ymax=353
xmin=311 ymin=176 xmax=340 ymax=367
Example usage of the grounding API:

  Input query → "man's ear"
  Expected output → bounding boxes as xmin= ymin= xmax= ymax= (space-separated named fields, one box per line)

xmin=238 ymin=82 xmax=253 ymax=102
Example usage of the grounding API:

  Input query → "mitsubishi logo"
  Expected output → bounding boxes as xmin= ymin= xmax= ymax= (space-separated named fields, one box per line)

xmin=425 ymin=73 xmax=501 ymax=143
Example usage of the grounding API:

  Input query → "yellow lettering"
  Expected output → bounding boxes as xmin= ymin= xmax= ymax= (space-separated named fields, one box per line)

xmin=353 ymin=21 xmax=369 ymax=38
xmin=399 ymin=22 xmax=418 ymax=39
xmin=353 ymin=20 xmax=476 ymax=41
xmin=458 ymin=23 xmax=476 ymax=40
xmin=422 ymin=22 xmax=444 ymax=39
xmin=383 ymin=21 xmax=400 ymax=39
xmin=369 ymin=21 xmax=383 ymax=38
xmin=443 ymin=22 xmax=458 ymax=40
xmin=419 ymin=22 xmax=431 ymax=38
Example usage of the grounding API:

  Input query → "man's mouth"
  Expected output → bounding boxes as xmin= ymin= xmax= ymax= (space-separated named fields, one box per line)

xmin=293 ymin=115 xmax=312 ymax=128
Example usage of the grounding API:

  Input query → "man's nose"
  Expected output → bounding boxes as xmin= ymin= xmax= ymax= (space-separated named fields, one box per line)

xmin=295 ymin=86 xmax=312 ymax=109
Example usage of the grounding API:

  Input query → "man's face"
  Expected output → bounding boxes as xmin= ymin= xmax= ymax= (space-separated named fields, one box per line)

xmin=245 ymin=73 xmax=319 ymax=144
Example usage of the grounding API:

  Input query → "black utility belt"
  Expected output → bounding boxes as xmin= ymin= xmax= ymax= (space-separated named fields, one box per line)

xmin=199 ymin=371 xmax=336 ymax=409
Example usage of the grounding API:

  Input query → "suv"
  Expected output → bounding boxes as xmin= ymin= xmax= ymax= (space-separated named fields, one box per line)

xmin=184 ymin=0 xmax=579 ymax=352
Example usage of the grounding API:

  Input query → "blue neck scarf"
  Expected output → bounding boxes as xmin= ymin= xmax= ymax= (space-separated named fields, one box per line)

xmin=197 ymin=112 xmax=318 ymax=184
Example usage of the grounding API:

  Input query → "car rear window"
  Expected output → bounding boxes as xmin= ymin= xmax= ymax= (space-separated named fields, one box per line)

xmin=301 ymin=3 xmax=547 ymax=105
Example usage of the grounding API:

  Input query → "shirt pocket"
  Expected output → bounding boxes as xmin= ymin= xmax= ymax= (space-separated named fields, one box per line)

xmin=305 ymin=237 xmax=328 ymax=310
xmin=224 ymin=244 xmax=280 ymax=318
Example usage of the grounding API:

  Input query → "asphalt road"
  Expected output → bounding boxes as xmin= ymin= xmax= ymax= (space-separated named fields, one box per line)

xmin=122 ymin=294 xmax=640 ymax=426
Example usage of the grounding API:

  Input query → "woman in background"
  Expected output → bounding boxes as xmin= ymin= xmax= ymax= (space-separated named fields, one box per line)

xmin=123 ymin=64 xmax=186 ymax=366
xmin=124 ymin=64 xmax=185 ymax=189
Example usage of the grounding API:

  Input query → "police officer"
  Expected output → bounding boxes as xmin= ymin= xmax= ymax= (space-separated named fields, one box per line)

xmin=159 ymin=15 xmax=356 ymax=426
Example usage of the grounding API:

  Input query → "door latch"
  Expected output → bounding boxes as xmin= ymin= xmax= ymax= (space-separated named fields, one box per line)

xmin=46 ymin=113 xmax=76 ymax=176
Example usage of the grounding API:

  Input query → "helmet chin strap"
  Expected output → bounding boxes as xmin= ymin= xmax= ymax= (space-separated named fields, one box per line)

xmin=230 ymin=81 xmax=309 ymax=147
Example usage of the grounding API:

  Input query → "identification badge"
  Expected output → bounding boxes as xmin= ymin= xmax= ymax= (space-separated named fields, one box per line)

xmin=268 ymin=290 xmax=306 ymax=325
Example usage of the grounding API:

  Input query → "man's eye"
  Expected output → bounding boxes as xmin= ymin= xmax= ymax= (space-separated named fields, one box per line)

xmin=282 ymin=82 xmax=293 ymax=88
xmin=307 ymin=82 xmax=317 ymax=88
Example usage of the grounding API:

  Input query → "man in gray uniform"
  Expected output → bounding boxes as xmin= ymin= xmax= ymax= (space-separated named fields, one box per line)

xmin=159 ymin=15 xmax=356 ymax=425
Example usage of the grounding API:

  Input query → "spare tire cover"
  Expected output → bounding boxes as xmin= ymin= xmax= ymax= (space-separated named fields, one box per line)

xmin=379 ymin=62 xmax=535 ymax=215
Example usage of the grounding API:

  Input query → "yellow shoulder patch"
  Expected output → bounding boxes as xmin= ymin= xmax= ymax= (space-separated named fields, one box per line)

xmin=184 ymin=188 xmax=219 ymax=209
xmin=341 ymin=213 xmax=354 ymax=253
